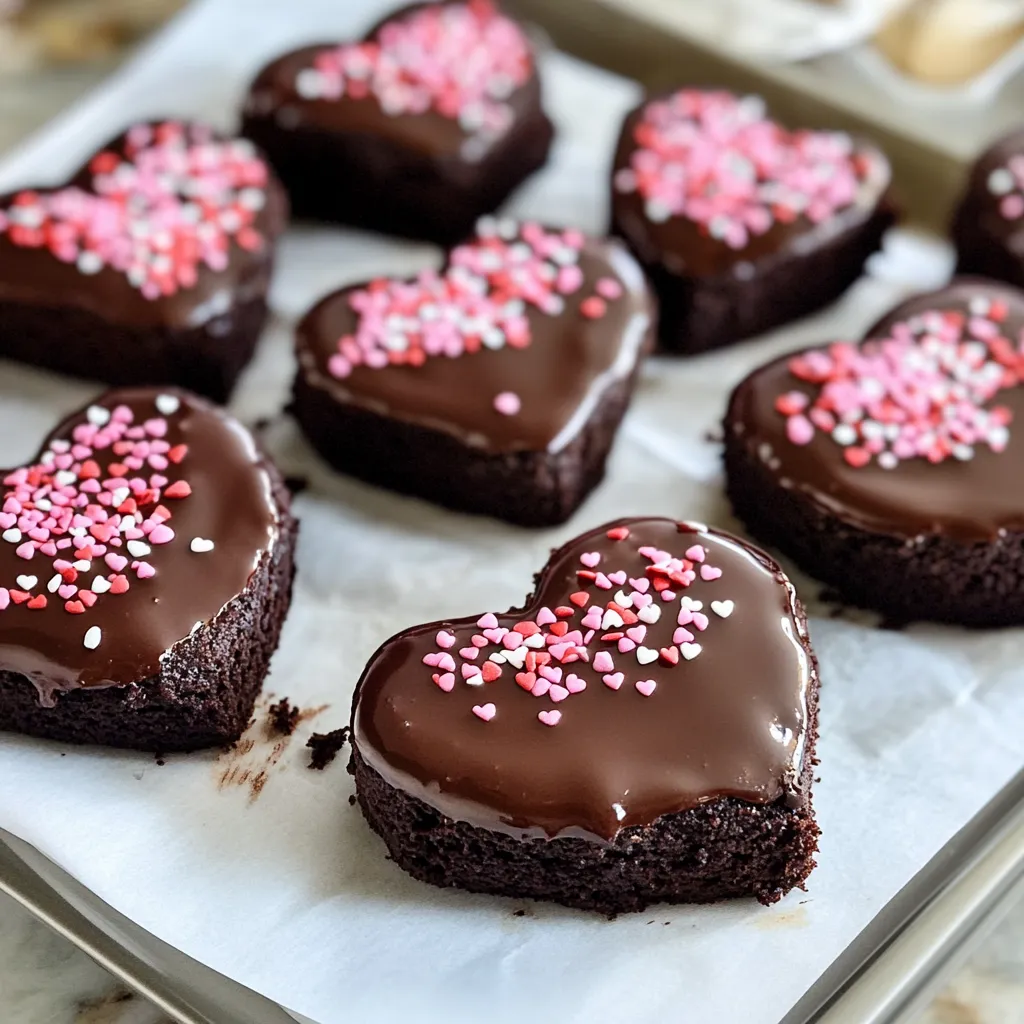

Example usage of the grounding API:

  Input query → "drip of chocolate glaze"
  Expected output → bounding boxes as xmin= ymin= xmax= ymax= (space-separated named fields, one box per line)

xmin=294 ymin=233 xmax=654 ymax=455
xmin=353 ymin=518 xmax=815 ymax=843
xmin=0 ymin=388 xmax=282 ymax=704
xmin=727 ymin=279 xmax=1024 ymax=543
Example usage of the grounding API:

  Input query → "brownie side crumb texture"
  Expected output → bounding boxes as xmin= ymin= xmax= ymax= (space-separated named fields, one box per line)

xmin=723 ymin=415 xmax=1024 ymax=626
xmin=291 ymin=366 xmax=638 ymax=527
xmin=0 ymin=281 xmax=270 ymax=405
xmin=614 ymin=202 xmax=894 ymax=355
xmin=0 ymin=474 xmax=298 ymax=752
xmin=241 ymin=107 xmax=553 ymax=247
xmin=308 ymin=727 xmax=350 ymax=770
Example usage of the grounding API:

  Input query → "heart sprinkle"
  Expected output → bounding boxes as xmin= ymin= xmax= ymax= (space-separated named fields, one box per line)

xmin=493 ymin=391 xmax=521 ymax=416
xmin=776 ymin=302 xmax=1020 ymax=468
xmin=326 ymin=220 xmax=622 ymax=381
xmin=83 ymin=625 xmax=102 ymax=650
xmin=0 ymin=122 xmax=268 ymax=298
xmin=190 ymin=538 xmax=215 ymax=553
xmin=988 ymin=159 xmax=1024 ymax=221
xmin=419 ymin=531 xmax=737 ymax=727
xmin=295 ymin=1 xmax=531 ymax=152
xmin=615 ymin=90 xmax=871 ymax=248
xmin=0 ymin=396 xmax=201 ymax=626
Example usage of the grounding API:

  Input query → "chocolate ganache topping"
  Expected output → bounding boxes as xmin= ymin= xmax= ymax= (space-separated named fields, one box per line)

xmin=0 ymin=388 xmax=282 ymax=704
xmin=242 ymin=0 xmax=541 ymax=166
xmin=727 ymin=279 xmax=1024 ymax=543
xmin=611 ymin=89 xmax=892 ymax=280
xmin=352 ymin=518 xmax=815 ymax=842
xmin=0 ymin=120 xmax=286 ymax=330
xmin=295 ymin=218 xmax=653 ymax=454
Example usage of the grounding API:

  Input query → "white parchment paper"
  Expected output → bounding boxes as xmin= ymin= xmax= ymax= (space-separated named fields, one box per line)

xmin=1 ymin=2 xmax=1023 ymax=1021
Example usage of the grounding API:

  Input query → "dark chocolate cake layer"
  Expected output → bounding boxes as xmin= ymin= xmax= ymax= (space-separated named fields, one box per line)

xmin=351 ymin=518 xmax=820 ymax=912
xmin=0 ymin=387 xmax=297 ymax=750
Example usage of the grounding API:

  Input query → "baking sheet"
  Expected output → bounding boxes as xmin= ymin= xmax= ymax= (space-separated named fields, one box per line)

xmin=1 ymin=2 xmax=1023 ymax=1022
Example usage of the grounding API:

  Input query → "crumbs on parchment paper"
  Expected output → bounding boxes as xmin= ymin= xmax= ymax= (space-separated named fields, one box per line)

xmin=307 ymin=727 xmax=350 ymax=771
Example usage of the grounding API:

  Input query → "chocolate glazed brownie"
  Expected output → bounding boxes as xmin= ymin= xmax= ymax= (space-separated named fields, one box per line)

xmin=611 ymin=89 xmax=895 ymax=354
xmin=241 ymin=0 xmax=554 ymax=245
xmin=0 ymin=121 xmax=287 ymax=402
xmin=0 ymin=388 xmax=297 ymax=751
xmin=351 ymin=518 xmax=820 ymax=913
xmin=953 ymin=128 xmax=1024 ymax=290
xmin=725 ymin=279 xmax=1024 ymax=626
xmin=293 ymin=219 xmax=654 ymax=526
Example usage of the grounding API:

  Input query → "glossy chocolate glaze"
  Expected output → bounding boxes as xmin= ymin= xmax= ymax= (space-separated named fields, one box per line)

xmin=353 ymin=518 xmax=815 ymax=842
xmin=242 ymin=2 xmax=542 ymax=168
xmin=610 ymin=95 xmax=892 ymax=281
xmin=0 ymin=388 xmax=282 ymax=703
xmin=0 ymin=123 xmax=286 ymax=330
xmin=295 ymin=233 xmax=653 ymax=454
xmin=727 ymin=280 xmax=1024 ymax=543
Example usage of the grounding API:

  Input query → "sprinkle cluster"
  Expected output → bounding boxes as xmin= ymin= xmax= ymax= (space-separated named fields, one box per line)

xmin=987 ymin=156 xmax=1024 ymax=221
xmin=0 ymin=395 xmax=211 ymax=652
xmin=421 ymin=526 xmax=736 ymax=728
xmin=614 ymin=90 xmax=868 ymax=250
xmin=0 ymin=121 xmax=269 ymax=299
xmin=777 ymin=297 xmax=1023 ymax=468
xmin=327 ymin=218 xmax=623 ymax=396
xmin=296 ymin=0 xmax=531 ymax=153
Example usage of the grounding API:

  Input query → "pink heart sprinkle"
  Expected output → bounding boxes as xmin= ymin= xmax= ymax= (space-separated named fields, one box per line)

xmin=461 ymin=664 xmax=481 ymax=680
xmin=608 ymin=571 xmax=627 ymax=585
xmin=472 ymin=703 xmax=496 ymax=722
xmin=549 ymin=684 xmax=570 ymax=703
xmin=629 ymin=577 xmax=649 ymax=593
xmin=502 ymin=632 xmax=523 ymax=650
xmin=700 ymin=565 xmax=723 ymax=581
xmin=603 ymin=672 xmax=624 ymax=690
xmin=57 ymin=584 xmax=77 ymax=600
xmin=471 ymin=634 xmax=488 ymax=647
xmin=531 ymin=677 xmax=551 ymax=697
xmin=593 ymin=651 xmax=614 ymax=673
xmin=459 ymin=647 xmax=478 ymax=660
xmin=635 ymin=679 xmax=657 ymax=697
xmin=483 ymin=627 xmax=506 ymax=643
xmin=660 ymin=590 xmax=676 ymax=602
xmin=581 ymin=610 xmax=602 ymax=630
xmin=422 ymin=652 xmax=442 ymax=667
xmin=535 ymin=607 xmax=557 ymax=626
xmin=149 ymin=524 xmax=174 ymax=545
xmin=692 ymin=613 xmax=709 ymax=632
xmin=433 ymin=673 xmax=455 ymax=692
xmin=477 ymin=612 xmax=498 ymax=629
xmin=493 ymin=391 xmax=521 ymax=416
xmin=438 ymin=653 xmax=456 ymax=672
xmin=673 ymin=627 xmax=695 ymax=644
xmin=632 ymin=592 xmax=652 ymax=609
xmin=538 ymin=710 xmax=562 ymax=727
xmin=105 ymin=553 xmax=128 ymax=572
xmin=685 ymin=544 xmax=706 ymax=563
xmin=538 ymin=665 xmax=563 ymax=683
xmin=565 ymin=674 xmax=586 ymax=693
xmin=0 ymin=513 xmax=15 ymax=529
xmin=436 ymin=630 xmax=456 ymax=649
xmin=626 ymin=625 xmax=646 ymax=643
xmin=579 ymin=551 xmax=601 ymax=568
xmin=618 ymin=638 xmax=636 ymax=653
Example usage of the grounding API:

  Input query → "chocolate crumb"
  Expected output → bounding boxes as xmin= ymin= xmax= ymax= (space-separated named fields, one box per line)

xmin=284 ymin=475 xmax=309 ymax=495
xmin=513 ymin=909 xmax=526 ymax=917
xmin=307 ymin=727 xmax=351 ymax=770
xmin=348 ymin=793 xmax=357 ymax=806
xmin=155 ymin=757 xmax=166 ymax=767
xmin=268 ymin=698 xmax=301 ymax=737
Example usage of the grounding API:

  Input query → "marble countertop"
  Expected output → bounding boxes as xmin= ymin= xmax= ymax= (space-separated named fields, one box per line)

xmin=2 ymin=45 xmax=1024 ymax=1024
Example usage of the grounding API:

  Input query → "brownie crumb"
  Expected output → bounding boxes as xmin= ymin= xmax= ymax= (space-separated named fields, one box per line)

xmin=268 ymin=698 xmax=301 ymax=736
xmin=284 ymin=474 xmax=309 ymax=495
xmin=155 ymin=757 xmax=166 ymax=767
xmin=307 ymin=727 xmax=350 ymax=770
xmin=348 ymin=794 xmax=357 ymax=806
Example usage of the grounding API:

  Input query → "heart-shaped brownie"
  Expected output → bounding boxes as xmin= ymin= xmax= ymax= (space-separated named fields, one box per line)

xmin=293 ymin=217 xmax=654 ymax=525
xmin=0 ymin=387 xmax=296 ymax=750
xmin=241 ymin=0 xmax=553 ymax=244
xmin=611 ymin=89 xmax=894 ymax=354
xmin=351 ymin=517 xmax=819 ymax=912
xmin=725 ymin=278 xmax=1024 ymax=624
xmin=954 ymin=128 xmax=1024 ymax=291
xmin=0 ymin=120 xmax=287 ymax=401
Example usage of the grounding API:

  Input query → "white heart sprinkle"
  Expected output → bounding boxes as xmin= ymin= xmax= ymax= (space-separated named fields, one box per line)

xmin=91 ymin=576 xmax=111 ymax=594
xmin=190 ymin=537 xmax=214 ymax=553
xmin=47 ymin=574 xmax=61 ymax=593
xmin=127 ymin=541 xmax=151 ymax=557
xmin=2 ymin=528 xmax=20 ymax=543
xmin=465 ymin=675 xmax=485 ymax=687
xmin=636 ymin=646 xmax=659 ymax=665
xmin=680 ymin=596 xmax=703 ymax=611
xmin=73 ymin=559 xmax=91 ymax=572
xmin=34 ymin=499 xmax=51 ymax=512
xmin=490 ymin=651 xmax=508 ymax=664
xmin=711 ymin=600 xmax=735 ymax=618
xmin=55 ymin=470 xmax=77 ymax=487
xmin=155 ymin=394 xmax=180 ymax=416
xmin=681 ymin=642 xmax=703 ymax=661
xmin=637 ymin=604 xmax=661 ymax=624
xmin=86 ymin=405 xmax=111 ymax=426
xmin=613 ymin=589 xmax=633 ymax=608
xmin=83 ymin=626 xmax=102 ymax=650
xmin=502 ymin=646 xmax=528 ymax=670
xmin=523 ymin=633 xmax=545 ymax=649
xmin=16 ymin=575 xmax=37 ymax=590
xmin=601 ymin=609 xmax=624 ymax=630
